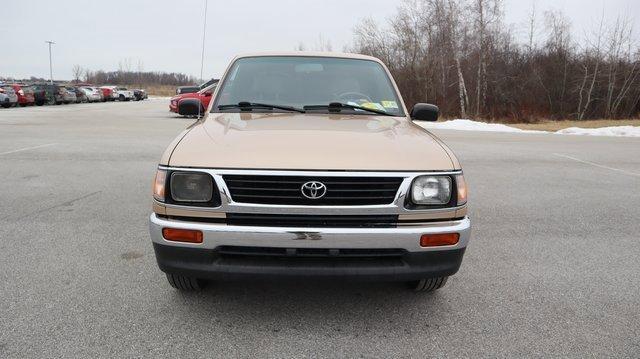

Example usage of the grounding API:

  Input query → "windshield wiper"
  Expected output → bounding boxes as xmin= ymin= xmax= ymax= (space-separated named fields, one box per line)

xmin=218 ymin=101 xmax=305 ymax=113
xmin=304 ymin=102 xmax=395 ymax=116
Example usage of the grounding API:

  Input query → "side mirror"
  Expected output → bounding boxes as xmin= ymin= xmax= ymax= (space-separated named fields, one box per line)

xmin=411 ymin=103 xmax=439 ymax=122
xmin=178 ymin=98 xmax=204 ymax=118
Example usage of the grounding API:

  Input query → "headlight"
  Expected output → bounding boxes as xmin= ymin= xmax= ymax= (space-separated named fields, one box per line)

xmin=170 ymin=172 xmax=213 ymax=203
xmin=410 ymin=176 xmax=452 ymax=205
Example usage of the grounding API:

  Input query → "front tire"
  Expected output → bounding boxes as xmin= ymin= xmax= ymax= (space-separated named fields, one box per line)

xmin=166 ymin=273 xmax=205 ymax=291
xmin=408 ymin=276 xmax=449 ymax=293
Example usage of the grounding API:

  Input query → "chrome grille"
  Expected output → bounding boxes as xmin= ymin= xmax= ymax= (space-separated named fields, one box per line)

xmin=223 ymin=175 xmax=403 ymax=206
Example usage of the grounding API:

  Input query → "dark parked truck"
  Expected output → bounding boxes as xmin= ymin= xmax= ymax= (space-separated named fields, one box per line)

xmin=32 ymin=84 xmax=66 ymax=105
xmin=150 ymin=52 xmax=471 ymax=293
xmin=133 ymin=89 xmax=148 ymax=101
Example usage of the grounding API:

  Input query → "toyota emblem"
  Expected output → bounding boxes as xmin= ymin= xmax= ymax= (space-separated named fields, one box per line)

xmin=301 ymin=181 xmax=327 ymax=199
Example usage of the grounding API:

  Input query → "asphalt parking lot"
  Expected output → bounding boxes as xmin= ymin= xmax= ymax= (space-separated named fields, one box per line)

xmin=1 ymin=101 xmax=639 ymax=358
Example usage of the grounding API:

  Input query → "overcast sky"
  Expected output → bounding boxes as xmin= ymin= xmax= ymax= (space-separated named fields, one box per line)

xmin=1 ymin=0 xmax=638 ymax=81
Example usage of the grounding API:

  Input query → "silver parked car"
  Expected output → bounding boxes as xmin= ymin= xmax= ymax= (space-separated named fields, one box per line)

xmin=80 ymin=87 xmax=103 ymax=102
xmin=62 ymin=88 xmax=77 ymax=104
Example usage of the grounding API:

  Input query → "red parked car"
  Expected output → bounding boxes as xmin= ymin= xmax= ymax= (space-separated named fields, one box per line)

xmin=169 ymin=81 xmax=217 ymax=115
xmin=11 ymin=84 xmax=35 ymax=106
xmin=99 ymin=86 xmax=115 ymax=102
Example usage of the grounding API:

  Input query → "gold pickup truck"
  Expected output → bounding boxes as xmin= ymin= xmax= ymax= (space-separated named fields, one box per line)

xmin=149 ymin=52 xmax=470 ymax=293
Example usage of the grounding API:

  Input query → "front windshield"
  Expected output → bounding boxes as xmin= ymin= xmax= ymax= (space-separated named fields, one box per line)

xmin=213 ymin=56 xmax=404 ymax=116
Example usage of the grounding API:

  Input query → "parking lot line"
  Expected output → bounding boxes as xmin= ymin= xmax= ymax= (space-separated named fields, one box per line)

xmin=0 ymin=143 xmax=58 ymax=156
xmin=554 ymin=153 xmax=640 ymax=178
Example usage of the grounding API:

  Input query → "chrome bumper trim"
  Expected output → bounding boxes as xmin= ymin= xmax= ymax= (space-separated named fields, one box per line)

xmin=149 ymin=213 xmax=471 ymax=252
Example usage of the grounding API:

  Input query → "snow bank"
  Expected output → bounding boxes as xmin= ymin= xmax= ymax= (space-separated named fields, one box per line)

xmin=417 ymin=119 xmax=541 ymax=133
xmin=556 ymin=126 xmax=640 ymax=138
xmin=419 ymin=119 xmax=640 ymax=138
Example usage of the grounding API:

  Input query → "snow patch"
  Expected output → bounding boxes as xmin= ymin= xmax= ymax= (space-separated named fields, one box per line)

xmin=556 ymin=126 xmax=640 ymax=138
xmin=419 ymin=119 xmax=640 ymax=138
xmin=417 ymin=119 xmax=542 ymax=133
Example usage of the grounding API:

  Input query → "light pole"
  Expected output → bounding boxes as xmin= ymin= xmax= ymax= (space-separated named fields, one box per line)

xmin=199 ymin=0 xmax=208 ymax=82
xmin=45 ymin=41 xmax=55 ymax=85
xmin=197 ymin=0 xmax=208 ymax=118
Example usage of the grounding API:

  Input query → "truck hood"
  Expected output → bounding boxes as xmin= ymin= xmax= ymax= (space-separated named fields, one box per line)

xmin=168 ymin=112 xmax=456 ymax=171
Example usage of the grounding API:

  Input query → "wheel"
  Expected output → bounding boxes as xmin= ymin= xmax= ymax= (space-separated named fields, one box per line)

xmin=119 ymin=94 xmax=125 ymax=101
xmin=408 ymin=276 xmax=449 ymax=293
xmin=1 ymin=103 xmax=10 ymax=109
xmin=165 ymin=273 xmax=205 ymax=291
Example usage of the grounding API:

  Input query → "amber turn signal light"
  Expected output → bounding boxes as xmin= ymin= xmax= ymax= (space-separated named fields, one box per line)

xmin=153 ymin=169 xmax=167 ymax=202
xmin=162 ymin=228 xmax=203 ymax=244
xmin=456 ymin=174 xmax=468 ymax=205
xmin=420 ymin=233 xmax=459 ymax=247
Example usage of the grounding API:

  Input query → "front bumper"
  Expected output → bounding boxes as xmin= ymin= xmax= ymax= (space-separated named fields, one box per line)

xmin=149 ymin=214 xmax=471 ymax=281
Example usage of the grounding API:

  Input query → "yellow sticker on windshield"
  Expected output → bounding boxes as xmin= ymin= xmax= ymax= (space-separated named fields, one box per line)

xmin=381 ymin=101 xmax=399 ymax=109
xmin=361 ymin=102 xmax=385 ymax=111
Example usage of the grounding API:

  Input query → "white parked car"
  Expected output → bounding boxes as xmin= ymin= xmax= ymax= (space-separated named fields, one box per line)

xmin=80 ymin=87 xmax=103 ymax=102
xmin=0 ymin=86 xmax=19 ymax=108
xmin=115 ymin=87 xmax=135 ymax=102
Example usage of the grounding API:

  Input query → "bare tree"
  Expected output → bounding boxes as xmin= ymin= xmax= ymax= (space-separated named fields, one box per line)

xmin=446 ymin=0 xmax=470 ymax=117
xmin=72 ymin=65 xmax=84 ymax=83
xmin=527 ymin=0 xmax=537 ymax=52
xmin=83 ymin=69 xmax=93 ymax=83
xmin=471 ymin=0 xmax=502 ymax=117
xmin=351 ymin=0 xmax=640 ymax=122
xmin=314 ymin=34 xmax=333 ymax=52
xmin=577 ymin=14 xmax=605 ymax=120
xmin=604 ymin=16 xmax=636 ymax=118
